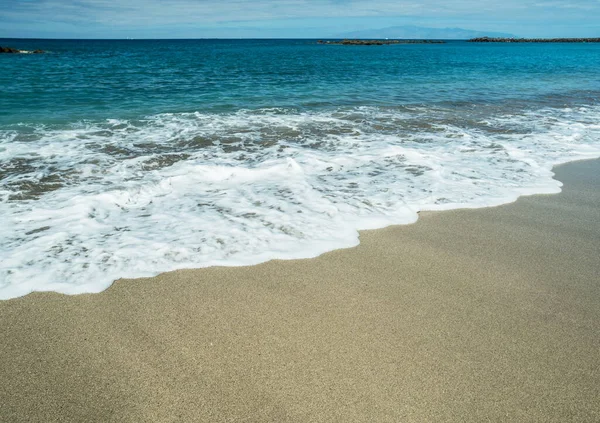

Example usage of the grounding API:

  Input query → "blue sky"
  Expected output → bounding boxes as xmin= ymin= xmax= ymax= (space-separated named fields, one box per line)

xmin=1 ymin=0 xmax=599 ymax=39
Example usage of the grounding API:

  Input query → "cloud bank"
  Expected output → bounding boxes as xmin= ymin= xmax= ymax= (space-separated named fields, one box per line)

xmin=2 ymin=0 xmax=600 ymax=38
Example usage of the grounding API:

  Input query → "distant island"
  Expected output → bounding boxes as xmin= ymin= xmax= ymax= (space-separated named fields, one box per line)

xmin=318 ymin=39 xmax=445 ymax=46
xmin=469 ymin=37 xmax=600 ymax=43
xmin=335 ymin=25 xmax=515 ymax=40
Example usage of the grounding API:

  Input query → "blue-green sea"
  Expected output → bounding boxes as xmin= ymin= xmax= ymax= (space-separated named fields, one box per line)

xmin=2 ymin=39 xmax=600 ymax=298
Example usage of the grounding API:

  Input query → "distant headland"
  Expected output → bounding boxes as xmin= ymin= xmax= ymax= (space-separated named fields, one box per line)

xmin=317 ymin=39 xmax=445 ymax=46
xmin=469 ymin=37 xmax=600 ymax=43
xmin=335 ymin=25 xmax=515 ymax=39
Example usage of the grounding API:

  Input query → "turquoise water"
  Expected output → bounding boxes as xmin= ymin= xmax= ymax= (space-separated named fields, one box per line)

xmin=2 ymin=39 xmax=600 ymax=298
xmin=3 ymin=39 xmax=600 ymax=123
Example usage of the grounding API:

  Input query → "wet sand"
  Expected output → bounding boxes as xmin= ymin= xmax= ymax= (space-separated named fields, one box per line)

xmin=1 ymin=159 xmax=599 ymax=422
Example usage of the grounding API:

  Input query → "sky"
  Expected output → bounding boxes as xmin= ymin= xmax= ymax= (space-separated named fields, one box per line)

xmin=1 ymin=0 xmax=599 ymax=39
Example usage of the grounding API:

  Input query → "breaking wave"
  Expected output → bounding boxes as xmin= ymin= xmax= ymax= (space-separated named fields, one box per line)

xmin=1 ymin=104 xmax=600 ymax=298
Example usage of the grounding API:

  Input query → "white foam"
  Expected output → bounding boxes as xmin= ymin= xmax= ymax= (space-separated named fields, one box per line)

xmin=1 ymin=105 xmax=600 ymax=299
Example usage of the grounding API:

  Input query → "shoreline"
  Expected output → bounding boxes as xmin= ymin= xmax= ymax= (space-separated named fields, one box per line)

xmin=4 ymin=152 xmax=600 ymax=300
xmin=1 ymin=158 xmax=599 ymax=421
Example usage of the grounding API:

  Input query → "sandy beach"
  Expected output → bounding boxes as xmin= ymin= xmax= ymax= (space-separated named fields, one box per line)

xmin=1 ymin=158 xmax=599 ymax=422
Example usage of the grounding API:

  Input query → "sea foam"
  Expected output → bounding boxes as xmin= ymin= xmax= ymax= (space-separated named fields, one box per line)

xmin=1 ymin=105 xmax=600 ymax=299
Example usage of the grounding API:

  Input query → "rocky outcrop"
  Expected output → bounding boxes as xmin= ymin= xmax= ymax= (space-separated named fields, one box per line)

xmin=469 ymin=37 xmax=600 ymax=43
xmin=0 ymin=46 xmax=22 ymax=53
xmin=0 ymin=46 xmax=45 ymax=53
xmin=317 ymin=39 xmax=445 ymax=46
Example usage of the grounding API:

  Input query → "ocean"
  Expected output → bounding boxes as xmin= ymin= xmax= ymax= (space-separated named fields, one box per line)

xmin=1 ymin=39 xmax=600 ymax=299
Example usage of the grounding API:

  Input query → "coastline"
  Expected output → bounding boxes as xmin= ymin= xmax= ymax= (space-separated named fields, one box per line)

xmin=1 ymin=158 xmax=599 ymax=421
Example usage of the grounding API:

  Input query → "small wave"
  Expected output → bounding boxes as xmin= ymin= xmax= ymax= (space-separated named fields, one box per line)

xmin=1 ymin=104 xmax=600 ymax=299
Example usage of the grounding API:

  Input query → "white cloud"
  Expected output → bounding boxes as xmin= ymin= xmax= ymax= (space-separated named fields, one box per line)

xmin=3 ymin=0 xmax=599 ymax=26
xmin=2 ymin=0 xmax=599 ymax=37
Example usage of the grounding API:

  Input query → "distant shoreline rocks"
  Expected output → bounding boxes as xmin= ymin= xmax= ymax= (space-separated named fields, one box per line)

xmin=468 ymin=37 xmax=600 ymax=43
xmin=317 ymin=39 xmax=445 ymax=46
xmin=0 ymin=46 xmax=45 ymax=54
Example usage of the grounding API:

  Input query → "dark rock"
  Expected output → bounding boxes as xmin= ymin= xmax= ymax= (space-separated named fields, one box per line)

xmin=0 ymin=46 xmax=45 ymax=54
xmin=469 ymin=37 xmax=600 ymax=43
xmin=0 ymin=46 xmax=22 ymax=53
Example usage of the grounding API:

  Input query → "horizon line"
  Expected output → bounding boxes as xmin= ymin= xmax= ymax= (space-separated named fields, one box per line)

xmin=1 ymin=37 xmax=472 ymax=41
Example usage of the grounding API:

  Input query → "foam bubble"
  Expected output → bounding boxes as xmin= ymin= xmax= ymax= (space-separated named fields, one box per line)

xmin=1 ymin=104 xmax=600 ymax=299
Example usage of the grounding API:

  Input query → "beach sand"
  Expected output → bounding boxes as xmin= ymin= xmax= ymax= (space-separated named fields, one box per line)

xmin=1 ymin=159 xmax=599 ymax=422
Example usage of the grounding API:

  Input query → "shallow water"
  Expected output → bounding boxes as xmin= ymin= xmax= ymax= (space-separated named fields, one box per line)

xmin=1 ymin=39 xmax=600 ymax=298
